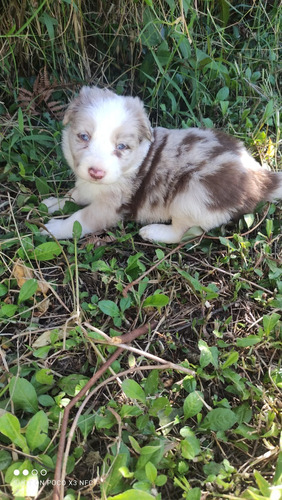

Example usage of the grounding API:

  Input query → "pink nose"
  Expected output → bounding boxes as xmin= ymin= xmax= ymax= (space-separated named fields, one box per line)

xmin=88 ymin=167 xmax=106 ymax=180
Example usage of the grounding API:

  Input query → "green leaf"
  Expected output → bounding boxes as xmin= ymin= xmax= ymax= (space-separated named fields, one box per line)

xmin=182 ymin=226 xmax=203 ymax=241
xmin=253 ymin=470 xmax=270 ymax=496
xmin=234 ymin=403 xmax=252 ymax=424
xmin=33 ymin=345 xmax=51 ymax=359
xmin=202 ymin=408 xmax=237 ymax=431
xmin=107 ymin=490 xmax=155 ymax=500
xmin=102 ymin=452 xmax=128 ymax=495
xmin=236 ymin=336 xmax=261 ymax=347
xmin=180 ymin=428 xmax=201 ymax=460
xmin=183 ymin=391 xmax=204 ymax=419
xmin=119 ymin=466 xmax=134 ymax=479
xmin=120 ymin=405 xmax=143 ymax=418
xmin=35 ymin=368 xmax=54 ymax=385
xmin=0 ymin=304 xmax=18 ymax=318
xmin=72 ymin=220 xmax=82 ymax=239
xmin=122 ymin=379 xmax=146 ymax=404
xmin=155 ymin=474 xmax=167 ymax=486
xmin=128 ymin=436 xmax=142 ymax=454
xmin=39 ymin=12 xmax=58 ymax=42
xmin=145 ymin=461 xmax=157 ymax=483
xmin=143 ymin=294 xmax=169 ymax=308
xmin=263 ymin=313 xmax=280 ymax=336
xmin=125 ymin=252 xmax=145 ymax=279
xmin=244 ymin=213 xmax=255 ymax=228
xmin=198 ymin=340 xmax=218 ymax=369
xmin=0 ymin=284 xmax=8 ymax=297
xmin=273 ymin=452 xmax=282 ymax=486
xmin=216 ymin=86 xmax=229 ymax=102
xmin=144 ymin=370 xmax=159 ymax=396
xmin=98 ymin=300 xmax=120 ymax=317
xmin=58 ymin=374 xmax=89 ymax=397
xmin=219 ymin=237 xmax=237 ymax=251
xmin=140 ymin=445 xmax=162 ymax=455
xmin=119 ymin=296 xmax=131 ymax=313
xmin=187 ymin=487 xmax=201 ymax=500
xmin=263 ymin=99 xmax=274 ymax=122
xmin=203 ymin=461 xmax=222 ymax=476
xmin=38 ymin=394 xmax=55 ymax=406
xmin=25 ymin=411 xmax=49 ymax=451
xmin=91 ymin=260 xmax=112 ymax=273
xmin=0 ymin=449 xmax=12 ymax=471
xmin=77 ymin=414 xmax=96 ymax=438
xmin=9 ymin=377 xmax=38 ymax=413
xmin=18 ymin=279 xmax=38 ymax=304
xmin=221 ymin=351 xmax=239 ymax=369
xmin=95 ymin=410 xmax=116 ymax=430
xmin=265 ymin=218 xmax=273 ymax=238
xmin=35 ymin=177 xmax=50 ymax=195
xmin=177 ymin=269 xmax=219 ymax=300
xmin=220 ymin=101 xmax=229 ymax=115
xmin=0 ymin=413 xmax=29 ymax=453
xmin=33 ymin=242 xmax=62 ymax=261
xmin=18 ymin=107 xmax=24 ymax=133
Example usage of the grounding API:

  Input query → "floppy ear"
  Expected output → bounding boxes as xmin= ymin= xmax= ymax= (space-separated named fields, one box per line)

xmin=125 ymin=96 xmax=153 ymax=143
xmin=63 ymin=95 xmax=80 ymax=125
xmin=139 ymin=113 xmax=153 ymax=142
xmin=62 ymin=86 xmax=94 ymax=125
xmin=135 ymin=98 xmax=153 ymax=142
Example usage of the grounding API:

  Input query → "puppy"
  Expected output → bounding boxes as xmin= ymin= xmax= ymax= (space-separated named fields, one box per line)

xmin=42 ymin=86 xmax=282 ymax=243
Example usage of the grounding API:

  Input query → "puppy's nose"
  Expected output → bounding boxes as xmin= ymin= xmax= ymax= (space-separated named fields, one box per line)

xmin=88 ymin=167 xmax=106 ymax=180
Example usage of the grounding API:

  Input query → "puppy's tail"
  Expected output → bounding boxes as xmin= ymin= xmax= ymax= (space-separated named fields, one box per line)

xmin=254 ymin=169 xmax=282 ymax=203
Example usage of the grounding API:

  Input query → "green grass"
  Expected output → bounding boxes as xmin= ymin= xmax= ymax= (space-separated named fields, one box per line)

xmin=0 ymin=1 xmax=281 ymax=499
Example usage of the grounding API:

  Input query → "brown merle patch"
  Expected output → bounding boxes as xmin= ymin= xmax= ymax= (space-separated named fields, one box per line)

xmin=122 ymin=131 xmax=169 ymax=218
xmin=204 ymin=162 xmax=279 ymax=213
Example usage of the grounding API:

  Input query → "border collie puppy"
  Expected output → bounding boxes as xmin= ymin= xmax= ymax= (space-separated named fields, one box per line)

xmin=42 ymin=86 xmax=282 ymax=243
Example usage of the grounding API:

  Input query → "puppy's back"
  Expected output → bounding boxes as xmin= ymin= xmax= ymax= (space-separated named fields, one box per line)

xmin=122 ymin=127 xmax=282 ymax=230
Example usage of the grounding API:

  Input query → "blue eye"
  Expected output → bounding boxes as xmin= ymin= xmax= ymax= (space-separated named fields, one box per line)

xmin=78 ymin=133 xmax=90 ymax=142
xmin=117 ymin=143 xmax=127 ymax=151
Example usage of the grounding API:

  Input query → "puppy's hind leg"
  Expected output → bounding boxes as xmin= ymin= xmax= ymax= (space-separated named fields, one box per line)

xmin=139 ymin=217 xmax=192 ymax=244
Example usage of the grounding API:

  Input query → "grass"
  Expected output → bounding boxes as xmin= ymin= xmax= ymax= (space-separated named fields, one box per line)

xmin=0 ymin=1 xmax=281 ymax=499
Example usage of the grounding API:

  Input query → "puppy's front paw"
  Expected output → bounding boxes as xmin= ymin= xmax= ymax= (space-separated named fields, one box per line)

xmin=139 ymin=224 xmax=183 ymax=244
xmin=41 ymin=218 xmax=69 ymax=239
xmin=43 ymin=197 xmax=65 ymax=214
xmin=139 ymin=224 xmax=160 ymax=242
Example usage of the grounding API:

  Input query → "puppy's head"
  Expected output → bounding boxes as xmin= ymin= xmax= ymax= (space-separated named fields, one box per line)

xmin=62 ymin=86 xmax=153 ymax=184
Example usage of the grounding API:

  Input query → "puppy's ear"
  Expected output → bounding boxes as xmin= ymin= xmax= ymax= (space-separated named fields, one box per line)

xmin=125 ymin=96 xmax=153 ymax=143
xmin=63 ymin=96 xmax=79 ymax=125
xmin=63 ymin=86 xmax=93 ymax=125
xmin=139 ymin=114 xmax=153 ymax=142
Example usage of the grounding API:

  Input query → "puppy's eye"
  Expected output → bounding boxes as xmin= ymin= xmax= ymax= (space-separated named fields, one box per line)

xmin=116 ymin=143 xmax=127 ymax=151
xmin=78 ymin=133 xmax=90 ymax=142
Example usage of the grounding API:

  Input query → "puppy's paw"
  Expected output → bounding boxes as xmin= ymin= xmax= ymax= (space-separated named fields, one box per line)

xmin=40 ymin=218 xmax=68 ymax=239
xmin=43 ymin=197 xmax=65 ymax=214
xmin=139 ymin=224 xmax=183 ymax=244
xmin=139 ymin=225 xmax=157 ymax=242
